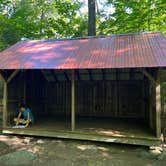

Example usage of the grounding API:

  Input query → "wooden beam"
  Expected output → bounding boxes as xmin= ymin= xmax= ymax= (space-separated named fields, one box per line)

xmin=155 ymin=70 xmax=161 ymax=138
xmin=51 ymin=70 xmax=59 ymax=82
xmin=142 ymin=69 xmax=155 ymax=86
xmin=71 ymin=70 xmax=75 ymax=131
xmin=64 ymin=71 xmax=70 ymax=82
xmin=7 ymin=70 xmax=19 ymax=84
xmin=0 ymin=71 xmax=6 ymax=82
xmin=3 ymin=81 xmax=7 ymax=128
xmin=41 ymin=70 xmax=48 ymax=81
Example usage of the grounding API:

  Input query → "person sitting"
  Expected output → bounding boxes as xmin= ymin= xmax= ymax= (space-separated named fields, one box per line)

xmin=14 ymin=103 xmax=34 ymax=127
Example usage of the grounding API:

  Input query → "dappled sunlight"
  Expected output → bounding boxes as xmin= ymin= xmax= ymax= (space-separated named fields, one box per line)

xmin=0 ymin=135 xmax=27 ymax=147
xmin=8 ymin=60 xmax=21 ymax=68
xmin=79 ymin=39 xmax=89 ymax=43
xmin=25 ymin=145 xmax=43 ymax=154
xmin=0 ymin=32 xmax=164 ymax=69
xmin=80 ymin=60 xmax=104 ymax=68
xmin=92 ymin=128 xmax=137 ymax=138
xmin=31 ymin=52 xmax=61 ymax=63
xmin=20 ymin=45 xmax=55 ymax=53
xmin=95 ymin=129 xmax=125 ymax=137
xmin=101 ymin=152 xmax=112 ymax=159
xmin=116 ymin=46 xmax=138 ymax=54
xmin=23 ymin=61 xmax=35 ymax=68
xmin=98 ymin=146 xmax=109 ymax=152
xmin=62 ymin=46 xmax=79 ymax=51
xmin=18 ymin=42 xmax=66 ymax=53
xmin=58 ymin=57 xmax=78 ymax=68
xmin=0 ymin=135 xmax=44 ymax=155
xmin=91 ymin=49 xmax=108 ymax=55
xmin=77 ymin=144 xmax=97 ymax=151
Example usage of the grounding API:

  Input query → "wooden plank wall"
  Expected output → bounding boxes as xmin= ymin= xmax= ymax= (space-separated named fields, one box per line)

xmin=6 ymin=70 xmax=45 ymax=123
xmin=7 ymin=72 xmax=25 ymax=123
xmin=5 ymin=69 xmax=148 ymax=124
xmin=26 ymin=70 xmax=47 ymax=117
xmin=45 ymin=80 xmax=145 ymax=118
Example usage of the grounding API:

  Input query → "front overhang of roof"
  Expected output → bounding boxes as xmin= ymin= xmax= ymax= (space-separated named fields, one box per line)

xmin=0 ymin=31 xmax=165 ymax=69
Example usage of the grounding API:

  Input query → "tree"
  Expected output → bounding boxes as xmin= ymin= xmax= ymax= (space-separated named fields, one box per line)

xmin=88 ymin=0 xmax=96 ymax=36
xmin=0 ymin=0 xmax=88 ymax=51
xmin=0 ymin=0 xmax=166 ymax=51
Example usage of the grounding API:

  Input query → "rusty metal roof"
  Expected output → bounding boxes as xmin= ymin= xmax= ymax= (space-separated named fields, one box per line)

xmin=0 ymin=32 xmax=165 ymax=69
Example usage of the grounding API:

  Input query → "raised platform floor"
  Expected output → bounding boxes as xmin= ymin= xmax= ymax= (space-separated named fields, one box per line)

xmin=3 ymin=117 xmax=161 ymax=146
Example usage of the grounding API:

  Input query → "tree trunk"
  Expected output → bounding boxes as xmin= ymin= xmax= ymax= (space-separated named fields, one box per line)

xmin=88 ymin=0 xmax=96 ymax=36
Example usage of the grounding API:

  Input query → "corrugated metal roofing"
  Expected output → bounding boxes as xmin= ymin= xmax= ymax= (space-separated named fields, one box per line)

xmin=0 ymin=32 xmax=165 ymax=69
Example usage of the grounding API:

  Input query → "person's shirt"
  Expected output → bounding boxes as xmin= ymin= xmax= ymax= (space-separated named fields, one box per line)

xmin=19 ymin=108 xmax=34 ymax=123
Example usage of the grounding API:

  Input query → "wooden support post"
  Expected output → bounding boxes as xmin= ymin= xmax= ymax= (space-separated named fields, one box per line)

xmin=142 ymin=69 xmax=155 ymax=86
xmin=149 ymin=84 xmax=153 ymax=130
xmin=0 ymin=73 xmax=6 ymax=82
xmin=155 ymin=70 xmax=161 ymax=138
xmin=0 ymin=71 xmax=8 ymax=128
xmin=1 ymin=70 xmax=20 ymax=128
xmin=23 ymin=71 xmax=26 ymax=103
xmin=71 ymin=70 xmax=75 ymax=131
xmin=3 ymin=81 xmax=7 ymax=128
xmin=115 ymin=81 xmax=118 ymax=116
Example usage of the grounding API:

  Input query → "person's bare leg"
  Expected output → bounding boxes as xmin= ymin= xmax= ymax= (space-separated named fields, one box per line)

xmin=14 ymin=118 xmax=27 ymax=125
xmin=19 ymin=119 xmax=27 ymax=124
xmin=14 ymin=118 xmax=19 ymax=125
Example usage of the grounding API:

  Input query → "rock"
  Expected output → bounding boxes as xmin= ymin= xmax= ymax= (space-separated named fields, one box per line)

xmin=0 ymin=142 xmax=10 ymax=155
xmin=23 ymin=137 xmax=31 ymax=144
xmin=157 ymin=150 xmax=166 ymax=160
xmin=0 ymin=150 xmax=37 ymax=165
xmin=150 ymin=146 xmax=163 ymax=152
xmin=0 ymin=142 xmax=9 ymax=151
xmin=149 ymin=149 xmax=162 ymax=156
xmin=37 ymin=139 xmax=44 ymax=144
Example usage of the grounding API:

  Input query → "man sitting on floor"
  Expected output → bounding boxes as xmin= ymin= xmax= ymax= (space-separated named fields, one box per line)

xmin=14 ymin=103 xmax=34 ymax=127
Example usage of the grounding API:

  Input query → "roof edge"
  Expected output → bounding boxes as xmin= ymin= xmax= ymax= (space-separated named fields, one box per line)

xmin=20 ymin=31 xmax=164 ymax=43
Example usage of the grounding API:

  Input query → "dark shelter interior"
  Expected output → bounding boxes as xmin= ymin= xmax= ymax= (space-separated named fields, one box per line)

xmin=5 ymin=68 xmax=157 ymax=139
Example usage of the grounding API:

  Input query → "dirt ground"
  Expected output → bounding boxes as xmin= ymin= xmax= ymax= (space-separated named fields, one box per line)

xmin=0 ymin=135 xmax=165 ymax=166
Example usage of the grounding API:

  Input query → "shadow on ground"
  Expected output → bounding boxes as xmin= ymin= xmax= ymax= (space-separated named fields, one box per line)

xmin=0 ymin=135 xmax=166 ymax=166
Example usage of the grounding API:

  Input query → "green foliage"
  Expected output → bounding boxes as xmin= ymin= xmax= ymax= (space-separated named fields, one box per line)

xmin=97 ymin=0 xmax=166 ymax=35
xmin=0 ymin=0 xmax=87 ymax=51
xmin=0 ymin=0 xmax=165 ymax=51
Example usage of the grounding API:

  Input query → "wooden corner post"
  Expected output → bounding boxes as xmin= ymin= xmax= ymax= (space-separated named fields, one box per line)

xmin=155 ymin=69 xmax=161 ymax=138
xmin=3 ymin=81 xmax=7 ymax=128
xmin=71 ymin=70 xmax=75 ymax=131
xmin=0 ymin=72 xmax=7 ymax=128
xmin=0 ymin=70 xmax=20 ymax=128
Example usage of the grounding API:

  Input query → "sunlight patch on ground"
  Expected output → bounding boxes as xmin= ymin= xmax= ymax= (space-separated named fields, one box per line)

xmin=0 ymin=135 xmax=34 ymax=148
xmin=77 ymin=144 xmax=97 ymax=151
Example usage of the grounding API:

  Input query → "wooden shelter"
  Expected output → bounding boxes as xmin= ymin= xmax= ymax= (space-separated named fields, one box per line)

xmin=0 ymin=32 xmax=165 ymax=146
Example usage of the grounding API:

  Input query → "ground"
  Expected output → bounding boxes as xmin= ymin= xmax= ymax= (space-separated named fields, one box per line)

xmin=0 ymin=135 xmax=166 ymax=166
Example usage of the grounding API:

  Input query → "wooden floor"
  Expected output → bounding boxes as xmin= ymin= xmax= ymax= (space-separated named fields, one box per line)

xmin=3 ymin=117 xmax=161 ymax=146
